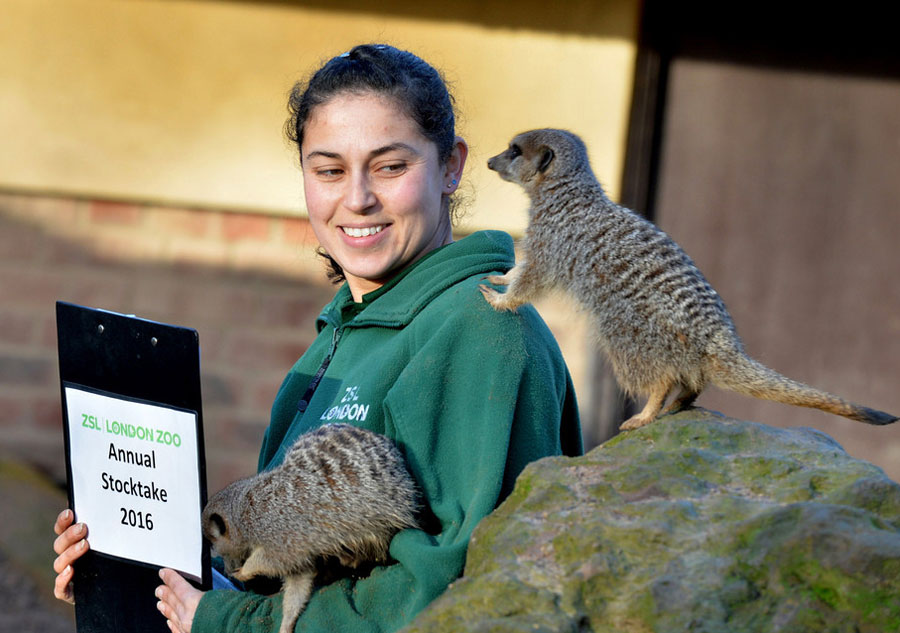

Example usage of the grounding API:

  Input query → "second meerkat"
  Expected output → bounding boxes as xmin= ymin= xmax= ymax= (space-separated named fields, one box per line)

xmin=481 ymin=128 xmax=897 ymax=430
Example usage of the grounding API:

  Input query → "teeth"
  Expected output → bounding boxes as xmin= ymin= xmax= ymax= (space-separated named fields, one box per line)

xmin=342 ymin=225 xmax=385 ymax=238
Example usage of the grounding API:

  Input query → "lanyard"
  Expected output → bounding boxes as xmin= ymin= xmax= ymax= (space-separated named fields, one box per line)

xmin=297 ymin=326 xmax=342 ymax=414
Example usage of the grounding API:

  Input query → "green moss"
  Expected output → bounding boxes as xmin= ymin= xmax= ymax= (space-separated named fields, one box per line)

xmin=406 ymin=413 xmax=900 ymax=633
xmin=810 ymin=584 xmax=839 ymax=608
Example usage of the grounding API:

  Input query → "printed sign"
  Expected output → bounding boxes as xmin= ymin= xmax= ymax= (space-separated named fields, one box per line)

xmin=64 ymin=385 xmax=203 ymax=580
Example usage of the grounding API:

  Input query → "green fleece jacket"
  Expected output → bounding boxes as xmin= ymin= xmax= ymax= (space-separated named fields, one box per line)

xmin=193 ymin=230 xmax=582 ymax=633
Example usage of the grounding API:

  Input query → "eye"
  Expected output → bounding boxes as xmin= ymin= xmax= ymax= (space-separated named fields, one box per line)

xmin=378 ymin=162 xmax=407 ymax=175
xmin=508 ymin=144 xmax=522 ymax=158
xmin=315 ymin=167 xmax=344 ymax=179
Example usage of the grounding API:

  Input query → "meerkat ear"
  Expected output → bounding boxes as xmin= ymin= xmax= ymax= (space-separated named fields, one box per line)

xmin=207 ymin=513 xmax=228 ymax=539
xmin=537 ymin=148 xmax=555 ymax=173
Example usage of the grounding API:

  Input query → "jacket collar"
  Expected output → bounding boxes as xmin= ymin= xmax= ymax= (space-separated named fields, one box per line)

xmin=316 ymin=230 xmax=514 ymax=332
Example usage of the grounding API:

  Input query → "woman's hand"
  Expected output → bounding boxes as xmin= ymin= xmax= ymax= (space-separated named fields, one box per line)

xmin=156 ymin=568 xmax=204 ymax=633
xmin=52 ymin=508 xmax=90 ymax=604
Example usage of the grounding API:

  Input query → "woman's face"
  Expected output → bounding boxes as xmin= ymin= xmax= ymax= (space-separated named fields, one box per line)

xmin=301 ymin=92 xmax=466 ymax=301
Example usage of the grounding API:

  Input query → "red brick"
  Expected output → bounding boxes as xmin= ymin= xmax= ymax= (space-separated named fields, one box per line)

xmin=0 ymin=191 xmax=81 ymax=224
xmin=195 ymin=326 xmax=226 ymax=363
xmin=33 ymin=396 xmax=63 ymax=430
xmin=224 ymin=332 xmax=310 ymax=372
xmin=252 ymin=381 xmax=280 ymax=411
xmin=220 ymin=415 xmax=269 ymax=447
xmin=222 ymin=213 xmax=271 ymax=242
xmin=0 ymin=354 xmax=53 ymax=385
xmin=153 ymin=207 xmax=214 ymax=239
xmin=258 ymin=293 xmax=326 ymax=330
xmin=281 ymin=217 xmax=317 ymax=245
xmin=89 ymin=200 xmax=142 ymax=225
xmin=0 ymin=311 xmax=36 ymax=344
xmin=178 ymin=283 xmax=259 ymax=328
xmin=201 ymin=372 xmax=240 ymax=407
xmin=208 ymin=454 xmax=258 ymax=491
xmin=38 ymin=313 xmax=60 ymax=348
xmin=0 ymin=269 xmax=63 ymax=309
xmin=42 ymin=236 xmax=96 ymax=267
xmin=0 ymin=394 xmax=27 ymax=427
xmin=61 ymin=277 xmax=132 ymax=313
xmin=0 ymin=216 xmax=45 ymax=263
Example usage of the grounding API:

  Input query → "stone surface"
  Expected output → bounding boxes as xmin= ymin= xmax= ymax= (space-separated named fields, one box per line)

xmin=403 ymin=409 xmax=900 ymax=633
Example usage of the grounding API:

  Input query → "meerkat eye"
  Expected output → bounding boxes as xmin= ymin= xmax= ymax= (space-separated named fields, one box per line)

xmin=509 ymin=144 xmax=522 ymax=158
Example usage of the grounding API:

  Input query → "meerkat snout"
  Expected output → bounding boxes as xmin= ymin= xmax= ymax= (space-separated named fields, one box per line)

xmin=488 ymin=134 xmax=561 ymax=188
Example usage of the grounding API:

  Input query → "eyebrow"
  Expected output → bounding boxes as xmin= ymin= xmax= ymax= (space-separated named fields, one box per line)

xmin=304 ymin=142 xmax=422 ymax=163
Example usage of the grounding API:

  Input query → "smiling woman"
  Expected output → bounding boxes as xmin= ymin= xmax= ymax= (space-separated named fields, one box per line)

xmin=286 ymin=45 xmax=467 ymax=295
xmin=300 ymin=92 xmax=466 ymax=301
xmin=52 ymin=43 xmax=583 ymax=633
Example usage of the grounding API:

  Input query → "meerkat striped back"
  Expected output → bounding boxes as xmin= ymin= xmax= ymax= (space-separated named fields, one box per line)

xmin=281 ymin=423 xmax=420 ymax=540
xmin=202 ymin=423 xmax=420 ymax=633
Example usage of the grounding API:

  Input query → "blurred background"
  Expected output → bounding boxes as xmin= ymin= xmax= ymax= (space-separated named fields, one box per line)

xmin=1 ymin=1 xmax=898 ymax=629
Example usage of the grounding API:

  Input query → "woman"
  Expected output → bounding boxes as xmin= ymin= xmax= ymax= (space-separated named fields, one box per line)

xmin=53 ymin=43 xmax=582 ymax=633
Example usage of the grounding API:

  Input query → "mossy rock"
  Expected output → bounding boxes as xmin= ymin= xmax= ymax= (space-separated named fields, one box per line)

xmin=403 ymin=410 xmax=900 ymax=633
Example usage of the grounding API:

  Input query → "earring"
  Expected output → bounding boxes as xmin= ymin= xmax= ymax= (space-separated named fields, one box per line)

xmin=448 ymin=179 xmax=457 ymax=188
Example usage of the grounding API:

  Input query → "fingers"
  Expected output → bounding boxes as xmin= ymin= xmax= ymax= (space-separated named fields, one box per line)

xmin=156 ymin=582 xmax=181 ymax=632
xmin=52 ymin=509 xmax=85 ymax=605
xmin=156 ymin=568 xmax=203 ymax=633
xmin=53 ymin=511 xmax=84 ymax=555
xmin=54 ymin=509 xmax=74 ymax=536
xmin=159 ymin=567 xmax=192 ymax=594
xmin=53 ymin=560 xmax=76 ymax=604
xmin=53 ymin=522 xmax=89 ymax=567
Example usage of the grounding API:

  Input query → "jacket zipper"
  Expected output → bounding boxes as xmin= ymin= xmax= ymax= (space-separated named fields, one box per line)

xmin=297 ymin=326 xmax=342 ymax=414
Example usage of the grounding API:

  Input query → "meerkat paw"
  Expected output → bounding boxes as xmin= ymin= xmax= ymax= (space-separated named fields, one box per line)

xmin=482 ymin=273 xmax=510 ymax=286
xmin=231 ymin=547 xmax=270 ymax=581
xmin=231 ymin=567 xmax=252 ymax=582
xmin=479 ymin=284 xmax=520 ymax=311
xmin=620 ymin=414 xmax=658 ymax=431
xmin=661 ymin=387 xmax=699 ymax=415
xmin=661 ymin=400 xmax=696 ymax=416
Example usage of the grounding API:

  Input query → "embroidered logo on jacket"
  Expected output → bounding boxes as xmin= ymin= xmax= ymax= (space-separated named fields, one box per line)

xmin=319 ymin=385 xmax=370 ymax=422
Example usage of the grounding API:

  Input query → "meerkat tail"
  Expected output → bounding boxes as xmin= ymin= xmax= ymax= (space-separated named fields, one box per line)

xmin=711 ymin=352 xmax=897 ymax=425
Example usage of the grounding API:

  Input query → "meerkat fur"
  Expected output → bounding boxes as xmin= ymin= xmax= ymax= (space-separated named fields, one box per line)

xmin=481 ymin=128 xmax=897 ymax=430
xmin=202 ymin=423 xmax=419 ymax=633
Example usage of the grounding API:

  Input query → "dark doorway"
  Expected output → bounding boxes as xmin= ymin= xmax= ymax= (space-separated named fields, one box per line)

xmin=591 ymin=1 xmax=900 ymax=480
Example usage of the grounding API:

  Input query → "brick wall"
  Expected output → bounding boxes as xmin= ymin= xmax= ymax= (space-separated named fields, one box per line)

xmin=0 ymin=191 xmax=336 ymax=493
xmin=0 ymin=190 xmax=595 ymax=495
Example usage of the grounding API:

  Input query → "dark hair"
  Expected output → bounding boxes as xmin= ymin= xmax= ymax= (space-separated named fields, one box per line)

xmin=286 ymin=44 xmax=459 ymax=283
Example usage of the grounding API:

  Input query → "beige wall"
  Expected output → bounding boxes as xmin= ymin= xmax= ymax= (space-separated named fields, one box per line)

xmin=0 ymin=0 xmax=639 ymax=233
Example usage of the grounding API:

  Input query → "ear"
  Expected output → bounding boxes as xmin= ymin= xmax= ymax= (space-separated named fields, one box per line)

xmin=537 ymin=148 xmax=555 ymax=173
xmin=207 ymin=513 xmax=228 ymax=539
xmin=444 ymin=136 xmax=469 ymax=193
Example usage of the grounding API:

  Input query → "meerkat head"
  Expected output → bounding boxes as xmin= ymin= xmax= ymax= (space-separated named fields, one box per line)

xmin=487 ymin=129 xmax=591 ymax=192
xmin=202 ymin=479 xmax=252 ymax=574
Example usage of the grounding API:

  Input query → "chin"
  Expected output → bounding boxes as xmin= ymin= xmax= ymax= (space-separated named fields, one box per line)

xmin=343 ymin=257 xmax=398 ymax=280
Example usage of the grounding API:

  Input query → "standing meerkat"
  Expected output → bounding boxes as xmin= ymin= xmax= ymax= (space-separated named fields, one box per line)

xmin=480 ymin=128 xmax=897 ymax=430
xmin=201 ymin=423 xmax=419 ymax=633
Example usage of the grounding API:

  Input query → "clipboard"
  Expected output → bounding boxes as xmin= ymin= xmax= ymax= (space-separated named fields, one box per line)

xmin=56 ymin=301 xmax=211 ymax=633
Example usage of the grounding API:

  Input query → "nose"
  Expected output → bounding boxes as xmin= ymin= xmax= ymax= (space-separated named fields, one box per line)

xmin=345 ymin=172 xmax=376 ymax=213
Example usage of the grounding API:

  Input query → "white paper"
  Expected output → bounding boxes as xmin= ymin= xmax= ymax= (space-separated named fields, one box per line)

xmin=65 ymin=386 xmax=203 ymax=579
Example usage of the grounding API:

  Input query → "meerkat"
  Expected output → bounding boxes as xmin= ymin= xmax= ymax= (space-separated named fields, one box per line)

xmin=201 ymin=423 xmax=419 ymax=633
xmin=480 ymin=128 xmax=897 ymax=431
